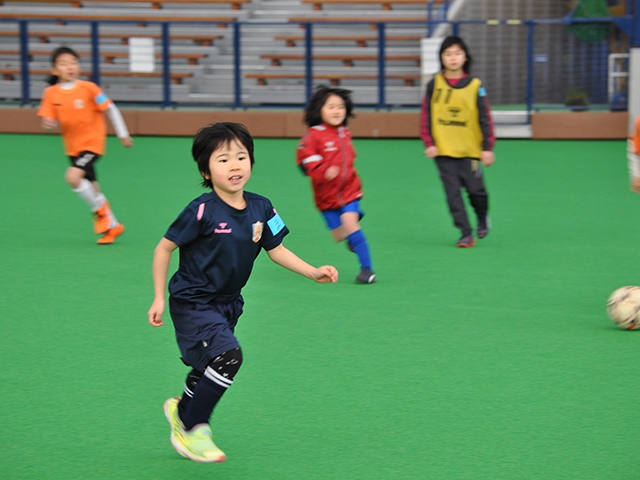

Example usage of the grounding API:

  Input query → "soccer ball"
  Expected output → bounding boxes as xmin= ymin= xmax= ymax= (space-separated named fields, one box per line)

xmin=606 ymin=286 xmax=640 ymax=330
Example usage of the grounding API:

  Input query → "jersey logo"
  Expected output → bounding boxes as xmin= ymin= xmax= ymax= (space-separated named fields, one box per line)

xmin=267 ymin=211 xmax=285 ymax=235
xmin=437 ymin=118 xmax=467 ymax=127
xmin=448 ymin=106 xmax=461 ymax=117
xmin=73 ymin=99 xmax=85 ymax=109
xmin=214 ymin=222 xmax=232 ymax=234
xmin=252 ymin=221 xmax=263 ymax=243
xmin=324 ymin=141 xmax=337 ymax=152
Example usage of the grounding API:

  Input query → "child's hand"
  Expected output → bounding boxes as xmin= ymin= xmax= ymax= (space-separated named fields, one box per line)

xmin=481 ymin=151 xmax=495 ymax=167
xmin=148 ymin=299 xmax=166 ymax=327
xmin=311 ymin=265 xmax=338 ymax=283
xmin=120 ymin=136 xmax=133 ymax=148
xmin=631 ymin=177 xmax=640 ymax=193
xmin=325 ymin=166 xmax=340 ymax=180
xmin=425 ymin=146 xmax=438 ymax=158
xmin=42 ymin=117 xmax=58 ymax=130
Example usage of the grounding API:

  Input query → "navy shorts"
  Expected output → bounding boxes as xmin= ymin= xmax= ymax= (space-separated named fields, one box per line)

xmin=169 ymin=295 xmax=244 ymax=371
xmin=68 ymin=151 xmax=100 ymax=182
xmin=321 ymin=200 xmax=364 ymax=230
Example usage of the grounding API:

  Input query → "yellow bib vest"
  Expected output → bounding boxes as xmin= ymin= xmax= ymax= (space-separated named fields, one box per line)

xmin=431 ymin=73 xmax=483 ymax=159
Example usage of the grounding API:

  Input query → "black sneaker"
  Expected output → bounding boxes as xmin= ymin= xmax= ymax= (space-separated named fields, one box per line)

xmin=356 ymin=267 xmax=376 ymax=284
xmin=456 ymin=234 xmax=475 ymax=248
xmin=477 ymin=216 xmax=490 ymax=239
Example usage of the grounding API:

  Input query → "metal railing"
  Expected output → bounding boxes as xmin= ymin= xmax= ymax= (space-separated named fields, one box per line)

xmin=0 ymin=1 xmax=636 ymax=114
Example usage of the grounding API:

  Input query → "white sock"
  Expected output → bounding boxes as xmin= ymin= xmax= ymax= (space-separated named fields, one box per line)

xmin=72 ymin=179 xmax=104 ymax=211
xmin=109 ymin=209 xmax=119 ymax=228
xmin=94 ymin=191 xmax=118 ymax=227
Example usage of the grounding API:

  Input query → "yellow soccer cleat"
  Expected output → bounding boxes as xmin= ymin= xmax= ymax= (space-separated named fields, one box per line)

xmin=174 ymin=424 xmax=226 ymax=463
xmin=163 ymin=397 xmax=188 ymax=458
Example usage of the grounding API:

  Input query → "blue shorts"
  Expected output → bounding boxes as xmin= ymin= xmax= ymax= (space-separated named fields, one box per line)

xmin=169 ymin=295 xmax=244 ymax=371
xmin=321 ymin=200 xmax=364 ymax=230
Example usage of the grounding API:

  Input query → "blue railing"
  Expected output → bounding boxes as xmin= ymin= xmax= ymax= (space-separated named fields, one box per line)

xmin=0 ymin=2 xmax=636 ymax=113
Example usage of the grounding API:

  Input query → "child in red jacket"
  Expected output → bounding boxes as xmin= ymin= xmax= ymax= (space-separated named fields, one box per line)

xmin=297 ymin=86 xmax=375 ymax=284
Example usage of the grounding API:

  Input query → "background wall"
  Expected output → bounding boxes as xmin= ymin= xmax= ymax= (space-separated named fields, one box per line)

xmin=0 ymin=107 xmax=629 ymax=139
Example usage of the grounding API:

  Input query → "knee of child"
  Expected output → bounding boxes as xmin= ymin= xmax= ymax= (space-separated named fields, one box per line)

xmin=65 ymin=168 xmax=83 ymax=188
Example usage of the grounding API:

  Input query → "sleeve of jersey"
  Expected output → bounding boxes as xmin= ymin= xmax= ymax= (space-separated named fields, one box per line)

xmin=477 ymin=83 xmax=496 ymax=151
xmin=90 ymin=83 xmax=113 ymax=112
xmin=164 ymin=202 xmax=203 ymax=247
xmin=260 ymin=203 xmax=290 ymax=251
xmin=37 ymin=89 xmax=55 ymax=119
xmin=296 ymin=130 xmax=326 ymax=181
xmin=420 ymin=81 xmax=435 ymax=147
xmin=632 ymin=116 xmax=640 ymax=155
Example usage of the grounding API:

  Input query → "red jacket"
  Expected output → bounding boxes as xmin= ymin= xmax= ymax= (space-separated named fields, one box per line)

xmin=296 ymin=123 xmax=363 ymax=211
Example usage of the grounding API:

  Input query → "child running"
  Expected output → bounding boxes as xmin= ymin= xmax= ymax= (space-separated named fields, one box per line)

xmin=628 ymin=115 xmax=640 ymax=192
xmin=148 ymin=122 xmax=338 ymax=463
xmin=297 ymin=86 xmax=376 ymax=284
xmin=420 ymin=35 xmax=495 ymax=248
xmin=38 ymin=46 xmax=132 ymax=245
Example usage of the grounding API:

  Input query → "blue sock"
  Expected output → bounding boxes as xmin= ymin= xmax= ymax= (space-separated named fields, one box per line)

xmin=181 ymin=365 xmax=232 ymax=431
xmin=347 ymin=230 xmax=372 ymax=270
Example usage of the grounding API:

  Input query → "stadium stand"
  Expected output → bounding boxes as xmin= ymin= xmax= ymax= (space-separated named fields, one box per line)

xmin=0 ymin=0 xmax=434 ymax=105
xmin=274 ymin=34 xmax=422 ymax=47
xmin=301 ymin=0 xmax=441 ymax=10
xmin=0 ymin=0 xmax=249 ymax=10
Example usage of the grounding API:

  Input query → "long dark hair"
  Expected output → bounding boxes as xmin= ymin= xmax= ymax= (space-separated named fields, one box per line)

xmin=303 ymin=85 xmax=355 ymax=127
xmin=192 ymin=122 xmax=255 ymax=189
xmin=439 ymin=35 xmax=472 ymax=74
xmin=48 ymin=46 xmax=79 ymax=85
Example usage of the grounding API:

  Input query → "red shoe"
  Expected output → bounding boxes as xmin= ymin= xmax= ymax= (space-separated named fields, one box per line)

xmin=456 ymin=234 xmax=475 ymax=248
xmin=97 ymin=223 xmax=124 ymax=245
xmin=93 ymin=202 xmax=111 ymax=234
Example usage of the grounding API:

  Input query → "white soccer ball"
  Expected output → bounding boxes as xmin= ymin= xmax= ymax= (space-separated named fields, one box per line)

xmin=606 ymin=286 xmax=640 ymax=330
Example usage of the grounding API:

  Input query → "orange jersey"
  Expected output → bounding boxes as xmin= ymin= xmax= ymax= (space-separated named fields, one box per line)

xmin=631 ymin=115 xmax=640 ymax=155
xmin=38 ymin=80 xmax=112 ymax=156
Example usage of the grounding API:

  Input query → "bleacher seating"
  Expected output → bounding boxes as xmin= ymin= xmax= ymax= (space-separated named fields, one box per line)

xmin=301 ymin=0 xmax=440 ymax=11
xmin=0 ymin=0 xmax=249 ymax=10
xmin=0 ymin=0 xmax=435 ymax=106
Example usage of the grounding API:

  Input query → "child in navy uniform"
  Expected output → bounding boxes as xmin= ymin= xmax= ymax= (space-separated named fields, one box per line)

xmin=148 ymin=122 xmax=338 ymax=463
xmin=297 ymin=86 xmax=376 ymax=284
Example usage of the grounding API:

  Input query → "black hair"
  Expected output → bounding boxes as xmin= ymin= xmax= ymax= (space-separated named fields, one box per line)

xmin=192 ymin=122 xmax=255 ymax=189
xmin=303 ymin=85 xmax=355 ymax=127
xmin=439 ymin=35 xmax=472 ymax=74
xmin=48 ymin=46 xmax=79 ymax=85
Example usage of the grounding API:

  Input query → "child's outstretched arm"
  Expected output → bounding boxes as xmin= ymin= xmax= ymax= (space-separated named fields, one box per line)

xmin=267 ymin=244 xmax=338 ymax=283
xmin=148 ymin=237 xmax=178 ymax=327
xmin=105 ymin=103 xmax=133 ymax=148
xmin=629 ymin=117 xmax=640 ymax=193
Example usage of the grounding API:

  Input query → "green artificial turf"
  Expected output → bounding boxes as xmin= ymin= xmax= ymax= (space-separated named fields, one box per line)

xmin=0 ymin=133 xmax=638 ymax=479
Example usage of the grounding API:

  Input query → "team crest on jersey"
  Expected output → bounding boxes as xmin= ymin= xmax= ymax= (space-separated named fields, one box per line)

xmin=73 ymin=99 xmax=85 ymax=109
xmin=252 ymin=221 xmax=263 ymax=243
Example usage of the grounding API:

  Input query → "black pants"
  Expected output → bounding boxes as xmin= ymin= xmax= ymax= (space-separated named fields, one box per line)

xmin=435 ymin=156 xmax=488 ymax=236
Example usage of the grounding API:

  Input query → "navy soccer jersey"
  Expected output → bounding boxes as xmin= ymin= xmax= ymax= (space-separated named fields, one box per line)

xmin=165 ymin=190 xmax=289 ymax=303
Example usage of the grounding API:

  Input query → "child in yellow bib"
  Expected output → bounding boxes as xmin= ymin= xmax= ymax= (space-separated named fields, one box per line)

xmin=420 ymin=36 xmax=495 ymax=247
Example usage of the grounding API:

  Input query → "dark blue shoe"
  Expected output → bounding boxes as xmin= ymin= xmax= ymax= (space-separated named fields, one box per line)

xmin=477 ymin=216 xmax=490 ymax=239
xmin=456 ymin=234 xmax=475 ymax=248
xmin=356 ymin=267 xmax=376 ymax=284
